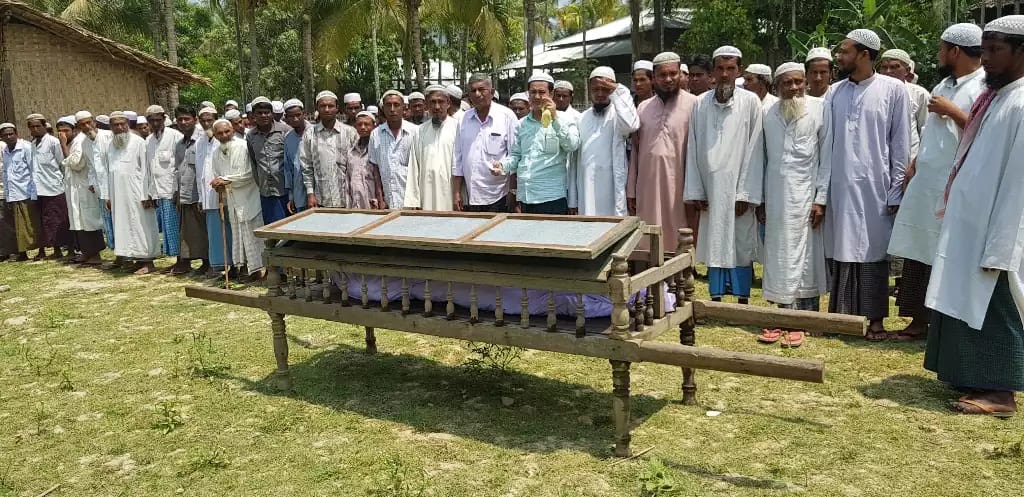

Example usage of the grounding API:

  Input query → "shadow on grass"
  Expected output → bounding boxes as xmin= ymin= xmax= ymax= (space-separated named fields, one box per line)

xmin=222 ymin=343 xmax=671 ymax=457
xmin=858 ymin=373 xmax=955 ymax=412
xmin=662 ymin=459 xmax=804 ymax=491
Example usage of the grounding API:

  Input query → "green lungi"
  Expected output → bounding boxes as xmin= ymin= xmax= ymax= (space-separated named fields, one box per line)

xmin=925 ymin=272 xmax=1024 ymax=392
xmin=11 ymin=200 xmax=41 ymax=253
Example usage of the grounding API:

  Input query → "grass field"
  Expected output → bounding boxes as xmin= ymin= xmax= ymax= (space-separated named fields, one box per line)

xmin=1 ymin=256 xmax=1022 ymax=497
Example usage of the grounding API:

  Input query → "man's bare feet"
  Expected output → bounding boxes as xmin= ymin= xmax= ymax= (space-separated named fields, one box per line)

xmin=134 ymin=262 xmax=157 ymax=275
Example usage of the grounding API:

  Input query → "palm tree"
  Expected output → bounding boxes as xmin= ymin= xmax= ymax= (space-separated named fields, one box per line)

xmin=628 ymin=0 xmax=642 ymax=61
xmin=524 ymin=0 xmax=536 ymax=74
xmin=237 ymin=0 xmax=264 ymax=96
xmin=165 ymin=0 xmax=179 ymax=107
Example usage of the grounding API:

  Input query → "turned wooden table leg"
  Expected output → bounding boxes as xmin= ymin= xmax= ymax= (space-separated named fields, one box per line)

xmin=680 ymin=320 xmax=697 ymax=405
xmin=610 ymin=359 xmax=632 ymax=457
xmin=269 ymin=312 xmax=291 ymax=391
xmin=364 ymin=327 xmax=377 ymax=355
xmin=678 ymin=227 xmax=697 ymax=405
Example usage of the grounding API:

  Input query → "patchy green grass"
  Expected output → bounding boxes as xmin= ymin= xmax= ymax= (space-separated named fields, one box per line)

xmin=1 ymin=256 xmax=1022 ymax=496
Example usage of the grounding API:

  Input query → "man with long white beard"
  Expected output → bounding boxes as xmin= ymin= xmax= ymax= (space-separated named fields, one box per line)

xmin=569 ymin=66 xmax=639 ymax=216
xmin=211 ymin=120 xmax=264 ymax=279
xmin=757 ymin=62 xmax=830 ymax=348
xmin=59 ymin=111 xmax=106 ymax=265
xmin=684 ymin=45 xmax=765 ymax=305
xmin=104 ymin=111 xmax=159 ymax=275
xmin=404 ymin=85 xmax=457 ymax=210
xmin=195 ymin=107 xmax=234 ymax=279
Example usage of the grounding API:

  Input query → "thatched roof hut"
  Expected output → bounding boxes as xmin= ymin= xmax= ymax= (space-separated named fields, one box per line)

xmin=0 ymin=0 xmax=209 ymax=129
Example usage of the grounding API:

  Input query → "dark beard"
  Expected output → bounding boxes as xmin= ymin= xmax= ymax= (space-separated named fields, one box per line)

xmin=985 ymin=73 xmax=1009 ymax=89
xmin=592 ymin=102 xmax=610 ymax=114
xmin=655 ymin=86 xmax=679 ymax=101
xmin=836 ymin=68 xmax=852 ymax=80
xmin=937 ymin=64 xmax=953 ymax=80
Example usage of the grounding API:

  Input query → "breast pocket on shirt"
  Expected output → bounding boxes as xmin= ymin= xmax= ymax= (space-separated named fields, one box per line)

xmin=540 ymin=129 xmax=560 ymax=155
xmin=485 ymin=133 xmax=507 ymax=157
xmin=789 ymin=134 xmax=814 ymax=161
xmin=157 ymin=150 xmax=174 ymax=168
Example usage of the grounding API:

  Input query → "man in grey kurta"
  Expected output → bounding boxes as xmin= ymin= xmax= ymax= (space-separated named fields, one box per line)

xmin=301 ymin=91 xmax=357 ymax=208
xmin=822 ymin=29 xmax=912 ymax=339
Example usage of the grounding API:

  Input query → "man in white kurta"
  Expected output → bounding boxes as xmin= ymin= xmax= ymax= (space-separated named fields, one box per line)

xmin=887 ymin=24 xmax=986 ymax=340
xmin=758 ymin=63 xmax=830 ymax=347
xmin=145 ymin=105 xmax=184 ymax=258
xmin=880 ymin=49 xmax=931 ymax=160
xmin=568 ymin=66 xmax=640 ymax=217
xmin=684 ymin=46 xmax=764 ymax=304
xmin=210 ymin=120 xmax=264 ymax=277
xmin=822 ymin=29 xmax=912 ymax=339
xmin=59 ymin=111 xmax=106 ymax=264
xmin=924 ymin=16 xmax=1024 ymax=417
xmin=404 ymin=85 xmax=457 ymax=211
xmin=105 ymin=112 xmax=160 ymax=274
xmin=743 ymin=64 xmax=779 ymax=110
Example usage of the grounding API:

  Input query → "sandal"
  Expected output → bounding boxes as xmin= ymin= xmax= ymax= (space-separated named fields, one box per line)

xmin=758 ymin=328 xmax=783 ymax=344
xmin=781 ymin=331 xmax=805 ymax=348
xmin=950 ymin=396 xmax=1016 ymax=418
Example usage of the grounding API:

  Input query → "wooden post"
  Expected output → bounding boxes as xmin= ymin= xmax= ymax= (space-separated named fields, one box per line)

xmin=494 ymin=287 xmax=504 ymax=326
xmin=380 ymin=275 xmax=390 ymax=312
xmin=446 ymin=282 xmax=455 ymax=320
xmin=520 ymin=288 xmax=530 ymax=328
xmin=678 ymin=228 xmax=697 ymax=405
xmin=401 ymin=278 xmax=410 ymax=315
xmin=610 ymin=359 xmax=632 ymax=457
xmin=634 ymin=292 xmax=646 ymax=332
xmin=575 ymin=293 xmax=585 ymax=337
xmin=423 ymin=280 xmax=433 ymax=317
xmin=365 ymin=327 xmax=377 ymax=354
xmin=470 ymin=284 xmax=479 ymax=323
xmin=608 ymin=255 xmax=631 ymax=340
xmin=546 ymin=292 xmax=557 ymax=331
xmin=266 ymin=246 xmax=290 ymax=391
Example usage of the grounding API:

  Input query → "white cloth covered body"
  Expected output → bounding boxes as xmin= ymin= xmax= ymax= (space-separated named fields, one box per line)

xmin=684 ymin=88 xmax=765 ymax=268
xmin=906 ymin=82 xmax=931 ymax=160
xmin=822 ymin=74 xmax=912 ymax=263
xmin=926 ymin=77 xmax=1024 ymax=330
xmin=61 ymin=133 xmax=104 ymax=231
xmin=146 ymin=128 xmax=184 ymax=200
xmin=403 ymin=117 xmax=457 ymax=210
xmin=106 ymin=133 xmax=160 ymax=259
xmin=761 ymin=93 xmax=779 ymax=110
xmin=761 ymin=96 xmax=830 ymax=304
xmin=212 ymin=137 xmax=264 ymax=272
xmin=888 ymin=68 xmax=986 ymax=265
xmin=569 ymin=84 xmax=639 ymax=216
xmin=197 ymin=137 xmax=221 ymax=211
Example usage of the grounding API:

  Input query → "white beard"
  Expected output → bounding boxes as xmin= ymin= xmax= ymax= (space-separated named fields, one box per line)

xmin=781 ymin=96 xmax=806 ymax=123
xmin=205 ymin=128 xmax=214 ymax=138
xmin=112 ymin=131 xmax=130 ymax=149
xmin=714 ymin=83 xmax=735 ymax=102
xmin=85 ymin=129 xmax=98 ymax=140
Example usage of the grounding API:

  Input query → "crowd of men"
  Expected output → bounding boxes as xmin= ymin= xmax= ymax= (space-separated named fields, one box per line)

xmin=2 ymin=16 xmax=1023 ymax=416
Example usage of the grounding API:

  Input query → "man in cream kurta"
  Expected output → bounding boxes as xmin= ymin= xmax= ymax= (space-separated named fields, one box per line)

xmin=211 ymin=120 xmax=264 ymax=277
xmin=105 ymin=112 xmax=159 ymax=274
xmin=569 ymin=66 xmax=639 ymax=216
xmin=404 ymin=85 xmax=457 ymax=211
xmin=684 ymin=46 xmax=764 ymax=304
xmin=60 ymin=111 xmax=106 ymax=264
xmin=888 ymin=23 xmax=986 ymax=340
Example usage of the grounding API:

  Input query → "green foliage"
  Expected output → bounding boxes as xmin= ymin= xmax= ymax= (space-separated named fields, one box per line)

xmin=462 ymin=342 xmax=524 ymax=374
xmin=985 ymin=433 xmax=1024 ymax=460
xmin=178 ymin=447 xmax=230 ymax=476
xmin=675 ymin=0 xmax=759 ymax=58
xmin=152 ymin=400 xmax=185 ymax=435
xmin=330 ymin=36 xmax=404 ymax=102
xmin=370 ymin=456 xmax=427 ymax=497
xmin=638 ymin=458 xmax=682 ymax=496
xmin=175 ymin=330 xmax=229 ymax=379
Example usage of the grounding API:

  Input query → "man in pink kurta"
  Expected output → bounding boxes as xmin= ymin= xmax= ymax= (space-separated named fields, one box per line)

xmin=628 ymin=51 xmax=699 ymax=253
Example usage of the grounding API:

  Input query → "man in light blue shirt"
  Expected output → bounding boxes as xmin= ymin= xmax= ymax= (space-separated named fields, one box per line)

xmin=492 ymin=72 xmax=579 ymax=214
xmin=282 ymin=99 xmax=308 ymax=213
xmin=1 ymin=122 xmax=41 ymax=260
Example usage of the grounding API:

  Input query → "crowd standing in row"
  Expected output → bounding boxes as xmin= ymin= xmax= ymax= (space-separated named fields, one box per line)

xmin=2 ymin=16 xmax=1023 ymax=416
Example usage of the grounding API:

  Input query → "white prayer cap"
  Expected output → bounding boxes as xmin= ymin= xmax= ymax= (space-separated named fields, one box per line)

xmin=108 ymin=111 xmax=128 ymax=123
xmin=198 ymin=106 xmax=217 ymax=117
xmin=137 ymin=116 xmax=148 ymax=125
xmin=680 ymin=64 xmax=689 ymax=74
xmin=0 ymin=122 xmax=15 ymax=132
xmin=589 ymin=66 xmax=616 ymax=81
xmin=245 ymin=103 xmax=253 ymax=113
xmin=984 ymin=15 xmax=1024 ymax=36
xmin=58 ymin=116 xmax=76 ymax=127
xmin=212 ymin=118 xmax=231 ymax=129
xmin=145 ymin=104 xmax=165 ymax=116
xmin=735 ymin=77 xmax=745 ymax=88
xmin=745 ymin=64 xmax=772 ymax=77
xmin=774 ymin=62 xmax=805 ymax=79
xmin=251 ymin=96 xmax=272 ymax=107
xmin=74 ymin=111 xmax=93 ymax=122
xmin=554 ymin=80 xmax=574 ymax=92
xmin=271 ymin=100 xmax=284 ymax=113
xmin=445 ymin=85 xmax=462 ymax=99
xmin=846 ymin=28 xmax=881 ymax=50
xmin=653 ymin=52 xmax=681 ymax=66
xmin=355 ymin=111 xmax=375 ymax=120
xmin=712 ymin=46 xmax=743 ymax=59
xmin=881 ymin=49 xmax=913 ymax=68
xmin=403 ymin=96 xmax=409 ymax=104
xmin=633 ymin=60 xmax=654 ymax=72
xmin=200 ymin=100 xmax=215 ymax=109
xmin=424 ymin=84 xmax=447 ymax=96
xmin=316 ymin=90 xmax=338 ymax=103
xmin=225 ymin=109 xmax=242 ymax=120
xmin=408 ymin=91 xmax=425 ymax=101
xmin=283 ymin=98 xmax=303 ymax=111
xmin=528 ymin=71 xmax=555 ymax=85
xmin=366 ymin=105 xmax=379 ymax=114
xmin=164 ymin=116 xmax=172 ymax=126
xmin=225 ymin=100 xmax=238 ymax=107
xmin=25 ymin=113 xmax=45 ymax=123
xmin=95 ymin=114 xmax=110 ymax=125
xmin=124 ymin=110 xmax=138 ymax=122
xmin=942 ymin=23 xmax=983 ymax=47
xmin=805 ymin=47 xmax=833 ymax=62
xmin=381 ymin=89 xmax=404 ymax=103
xmin=509 ymin=92 xmax=529 ymax=103
xmin=343 ymin=92 xmax=361 ymax=103
xmin=493 ymin=90 xmax=500 ymax=100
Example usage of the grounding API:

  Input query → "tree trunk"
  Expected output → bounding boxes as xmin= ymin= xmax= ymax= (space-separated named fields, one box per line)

xmin=233 ymin=0 xmax=246 ymax=102
xmin=164 ymin=0 xmax=179 ymax=108
xmin=628 ymin=0 xmax=641 ymax=61
xmin=302 ymin=11 xmax=314 ymax=108
xmin=460 ymin=26 xmax=468 ymax=86
xmin=247 ymin=1 xmax=261 ymax=97
xmin=653 ymin=0 xmax=663 ymax=52
xmin=149 ymin=0 xmax=164 ymax=59
xmin=372 ymin=18 xmax=382 ymax=100
xmin=407 ymin=0 xmax=425 ymax=90
xmin=525 ymin=0 xmax=536 ymax=75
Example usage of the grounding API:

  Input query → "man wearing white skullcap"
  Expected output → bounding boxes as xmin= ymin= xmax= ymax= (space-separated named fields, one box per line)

xmin=281 ymin=99 xmax=308 ymax=213
xmin=568 ymin=66 xmax=638 ymax=216
xmin=209 ymin=118 xmax=264 ymax=278
xmin=270 ymin=100 xmax=285 ymax=122
xmin=632 ymin=60 xmax=655 ymax=103
xmin=59 ymin=111 xmax=107 ymax=264
xmin=552 ymin=79 xmax=582 ymax=182
xmin=143 ymin=104 xmax=185 ymax=261
xmin=136 ymin=115 xmax=151 ymax=139
xmin=684 ymin=45 xmax=764 ymax=304
xmin=887 ymin=23 xmax=986 ymax=342
xmin=629 ymin=48 xmax=699 ymax=253
xmin=491 ymin=70 xmax=580 ymax=214
xmin=755 ymin=61 xmax=828 ymax=347
xmin=301 ymin=89 xmax=358 ymax=209
xmin=95 ymin=114 xmax=110 ymax=130
xmin=1 ymin=121 xmax=42 ymax=261
xmin=406 ymin=91 xmax=427 ymax=125
xmin=369 ymin=90 xmax=418 ymax=208
xmin=444 ymin=85 xmax=464 ymax=120
xmin=247 ymin=96 xmax=294 ymax=227
xmin=403 ymin=85 xmax=457 ymax=210
xmin=225 ymin=100 xmax=239 ymax=111
xmin=742 ymin=63 xmax=777 ymax=109
xmin=223 ymin=109 xmax=244 ymax=138
xmin=880 ymin=49 xmax=931 ymax=159
xmin=194 ymin=106 xmax=235 ymax=277
xmin=921 ymin=14 xmax=1024 ymax=416
xmin=453 ymin=73 xmax=519 ymax=212
xmin=823 ymin=29 xmax=912 ymax=339
xmin=24 ymin=113 xmax=69 ymax=260
xmin=104 ymin=110 xmax=160 ymax=274
xmin=507 ymin=92 xmax=530 ymax=119
xmin=164 ymin=106 xmax=210 ymax=275
xmin=346 ymin=110 xmax=379 ymax=209
xmin=805 ymin=47 xmax=834 ymax=98
xmin=342 ymin=92 xmax=362 ymax=125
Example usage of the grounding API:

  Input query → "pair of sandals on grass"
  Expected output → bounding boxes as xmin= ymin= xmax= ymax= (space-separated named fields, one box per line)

xmin=757 ymin=328 xmax=804 ymax=348
xmin=950 ymin=391 xmax=1017 ymax=418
